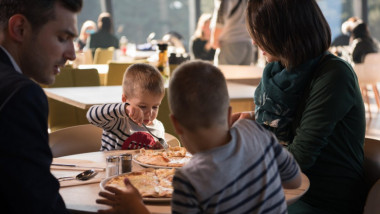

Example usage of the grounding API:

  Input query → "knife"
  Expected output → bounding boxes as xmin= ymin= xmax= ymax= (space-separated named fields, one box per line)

xmin=51 ymin=163 xmax=105 ymax=170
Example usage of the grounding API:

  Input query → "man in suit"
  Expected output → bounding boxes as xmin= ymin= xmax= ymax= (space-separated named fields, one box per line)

xmin=0 ymin=0 xmax=82 ymax=213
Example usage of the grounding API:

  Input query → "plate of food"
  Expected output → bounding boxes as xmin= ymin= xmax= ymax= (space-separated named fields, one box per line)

xmin=100 ymin=168 xmax=175 ymax=202
xmin=132 ymin=146 xmax=191 ymax=169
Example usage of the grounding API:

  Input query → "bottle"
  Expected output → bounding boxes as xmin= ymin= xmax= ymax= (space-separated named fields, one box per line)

xmin=157 ymin=43 xmax=170 ymax=84
xmin=119 ymin=36 xmax=128 ymax=56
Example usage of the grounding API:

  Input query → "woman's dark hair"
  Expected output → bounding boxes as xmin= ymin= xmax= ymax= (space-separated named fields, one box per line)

xmin=98 ymin=12 xmax=113 ymax=33
xmin=246 ymin=0 xmax=331 ymax=68
xmin=352 ymin=23 xmax=371 ymax=39
xmin=0 ymin=0 xmax=82 ymax=32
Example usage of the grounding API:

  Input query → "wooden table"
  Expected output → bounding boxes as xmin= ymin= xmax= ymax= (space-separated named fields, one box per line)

xmin=52 ymin=151 xmax=309 ymax=214
xmin=44 ymin=83 xmax=256 ymax=112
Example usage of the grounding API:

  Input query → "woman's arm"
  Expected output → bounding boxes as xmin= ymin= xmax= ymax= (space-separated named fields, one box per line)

xmin=287 ymin=61 xmax=358 ymax=170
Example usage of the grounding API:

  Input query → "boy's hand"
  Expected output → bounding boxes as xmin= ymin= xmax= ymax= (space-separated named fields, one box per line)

xmin=97 ymin=178 xmax=150 ymax=214
xmin=126 ymin=105 xmax=144 ymax=126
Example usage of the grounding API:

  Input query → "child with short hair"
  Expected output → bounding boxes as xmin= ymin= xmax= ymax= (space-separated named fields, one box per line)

xmin=96 ymin=61 xmax=301 ymax=213
xmin=87 ymin=63 xmax=167 ymax=151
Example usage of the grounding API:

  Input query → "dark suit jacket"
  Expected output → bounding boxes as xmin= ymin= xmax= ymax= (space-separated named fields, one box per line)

xmin=0 ymin=48 xmax=68 ymax=213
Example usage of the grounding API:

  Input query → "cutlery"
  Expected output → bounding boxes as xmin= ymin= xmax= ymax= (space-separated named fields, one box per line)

xmin=58 ymin=169 xmax=98 ymax=181
xmin=52 ymin=163 xmax=105 ymax=170
xmin=127 ymin=114 xmax=168 ymax=149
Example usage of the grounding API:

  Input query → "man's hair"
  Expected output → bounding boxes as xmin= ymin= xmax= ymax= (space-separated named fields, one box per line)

xmin=169 ymin=60 xmax=229 ymax=130
xmin=122 ymin=63 xmax=165 ymax=98
xmin=246 ymin=0 xmax=331 ymax=68
xmin=0 ymin=0 xmax=82 ymax=32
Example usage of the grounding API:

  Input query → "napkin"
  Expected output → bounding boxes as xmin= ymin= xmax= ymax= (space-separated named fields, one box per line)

xmin=51 ymin=158 xmax=106 ymax=172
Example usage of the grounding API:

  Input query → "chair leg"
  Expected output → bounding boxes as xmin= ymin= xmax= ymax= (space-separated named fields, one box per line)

xmin=362 ymin=86 xmax=371 ymax=119
xmin=371 ymin=84 xmax=380 ymax=111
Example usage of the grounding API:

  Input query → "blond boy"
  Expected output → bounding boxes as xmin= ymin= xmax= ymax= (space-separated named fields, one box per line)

xmin=87 ymin=63 xmax=167 ymax=150
xmin=96 ymin=61 xmax=301 ymax=213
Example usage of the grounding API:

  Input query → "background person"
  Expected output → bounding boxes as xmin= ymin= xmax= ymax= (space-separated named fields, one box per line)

xmin=0 ymin=0 xmax=82 ymax=213
xmin=210 ymin=0 xmax=256 ymax=65
xmin=76 ymin=20 xmax=97 ymax=51
xmin=232 ymin=0 xmax=368 ymax=213
xmin=96 ymin=60 xmax=301 ymax=213
xmin=349 ymin=22 xmax=380 ymax=64
xmin=87 ymin=12 xmax=119 ymax=52
xmin=190 ymin=13 xmax=216 ymax=61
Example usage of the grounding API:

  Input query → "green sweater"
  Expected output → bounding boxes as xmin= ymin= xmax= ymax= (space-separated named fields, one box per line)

xmin=287 ymin=53 xmax=367 ymax=213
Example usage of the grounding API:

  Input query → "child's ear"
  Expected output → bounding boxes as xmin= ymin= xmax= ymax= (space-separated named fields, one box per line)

xmin=122 ymin=93 xmax=126 ymax=102
xmin=170 ymin=114 xmax=183 ymax=135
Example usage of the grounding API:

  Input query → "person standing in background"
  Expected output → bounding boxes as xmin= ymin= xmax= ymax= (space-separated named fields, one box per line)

xmin=87 ymin=12 xmax=119 ymax=51
xmin=190 ymin=14 xmax=216 ymax=61
xmin=0 ymin=0 xmax=82 ymax=213
xmin=349 ymin=22 xmax=379 ymax=64
xmin=210 ymin=0 xmax=257 ymax=65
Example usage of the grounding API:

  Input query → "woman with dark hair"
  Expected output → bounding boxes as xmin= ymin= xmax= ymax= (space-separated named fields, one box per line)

xmin=350 ymin=22 xmax=379 ymax=63
xmin=232 ymin=0 xmax=367 ymax=213
xmin=87 ymin=12 xmax=119 ymax=51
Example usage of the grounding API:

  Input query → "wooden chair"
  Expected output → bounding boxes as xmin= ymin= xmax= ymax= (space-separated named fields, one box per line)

xmin=354 ymin=53 xmax=380 ymax=118
xmin=93 ymin=47 xmax=114 ymax=64
xmin=362 ymin=137 xmax=380 ymax=214
xmin=49 ymin=124 xmax=102 ymax=157
xmin=165 ymin=133 xmax=181 ymax=147
xmin=157 ymin=88 xmax=178 ymax=139
xmin=47 ymin=67 xmax=100 ymax=132
xmin=106 ymin=61 xmax=133 ymax=86
xmin=363 ymin=179 xmax=380 ymax=214
xmin=363 ymin=137 xmax=380 ymax=187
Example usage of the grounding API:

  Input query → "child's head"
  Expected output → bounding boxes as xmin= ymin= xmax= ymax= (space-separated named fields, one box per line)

xmin=169 ymin=60 xmax=230 ymax=131
xmin=122 ymin=63 xmax=165 ymax=125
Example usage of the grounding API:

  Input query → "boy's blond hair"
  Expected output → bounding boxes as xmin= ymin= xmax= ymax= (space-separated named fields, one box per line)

xmin=169 ymin=60 xmax=229 ymax=130
xmin=122 ymin=63 xmax=165 ymax=98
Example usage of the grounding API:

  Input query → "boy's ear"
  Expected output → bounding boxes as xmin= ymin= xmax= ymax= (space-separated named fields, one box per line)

xmin=170 ymin=114 xmax=183 ymax=135
xmin=121 ymin=93 xmax=126 ymax=102
xmin=8 ymin=14 xmax=29 ymax=42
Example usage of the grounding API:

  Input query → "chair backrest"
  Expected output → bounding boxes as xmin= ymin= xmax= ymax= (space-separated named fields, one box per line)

xmin=72 ymin=68 xmax=100 ymax=86
xmin=363 ymin=179 xmax=380 ymax=214
xmin=47 ymin=67 xmax=100 ymax=131
xmin=363 ymin=137 xmax=380 ymax=187
xmin=157 ymin=88 xmax=178 ymax=139
xmin=165 ymin=133 xmax=181 ymax=147
xmin=49 ymin=124 xmax=102 ymax=157
xmin=106 ymin=61 xmax=133 ymax=86
xmin=93 ymin=47 xmax=114 ymax=64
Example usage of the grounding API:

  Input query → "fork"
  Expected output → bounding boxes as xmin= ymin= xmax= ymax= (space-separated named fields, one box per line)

xmin=127 ymin=114 xmax=168 ymax=149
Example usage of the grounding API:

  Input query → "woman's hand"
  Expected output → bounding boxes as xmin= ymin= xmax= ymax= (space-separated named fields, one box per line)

xmin=96 ymin=178 xmax=150 ymax=214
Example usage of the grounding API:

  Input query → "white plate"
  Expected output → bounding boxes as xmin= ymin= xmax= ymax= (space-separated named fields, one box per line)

xmin=132 ymin=153 xmax=191 ymax=169
xmin=100 ymin=173 xmax=171 ymax=202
